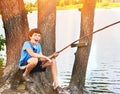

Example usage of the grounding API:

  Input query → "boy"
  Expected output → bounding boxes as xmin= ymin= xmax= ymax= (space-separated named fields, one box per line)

xmin=18 ymin=28 xmax=59 ymax=90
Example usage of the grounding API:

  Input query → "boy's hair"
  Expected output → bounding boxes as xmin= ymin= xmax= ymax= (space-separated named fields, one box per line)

xmin=28 ymin=28 xmax=42 ymax=37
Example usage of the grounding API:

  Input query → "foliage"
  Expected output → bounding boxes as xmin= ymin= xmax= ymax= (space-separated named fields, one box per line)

xmin=24 ymin=1 xmax=120 ymax=11
xmin=57 ymin=3 xmax=120 ymax=10
xmin=24 ymin=2 xmax=37 ymax=13
xmin=0 ymin=58 xmax=4 ymax=67
xmin=0 ymin=34 xmax=5 ymax=51
xmin=96 ymin=2 xmax=120 ymax=8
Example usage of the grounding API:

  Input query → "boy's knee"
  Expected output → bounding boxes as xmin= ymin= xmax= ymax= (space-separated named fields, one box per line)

xmin=28 ymin=57 xmax=38 ymax=64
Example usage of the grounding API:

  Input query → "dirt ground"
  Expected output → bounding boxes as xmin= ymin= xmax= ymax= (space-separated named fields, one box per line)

xmin=1 ymin=89 xmax=28 ymax=94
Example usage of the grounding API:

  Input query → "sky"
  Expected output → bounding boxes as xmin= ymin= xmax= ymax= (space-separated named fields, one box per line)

xmin=24 ymin=0 xmax=36 ymax=3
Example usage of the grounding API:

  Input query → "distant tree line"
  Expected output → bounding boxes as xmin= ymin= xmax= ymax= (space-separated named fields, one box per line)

xmin=97 ymin=0 xmax=120 ymax=2
xmin=56 ymin=0 xmax=84 ymax=6
xmin=24 ymin=1 xmax=37 ymax=13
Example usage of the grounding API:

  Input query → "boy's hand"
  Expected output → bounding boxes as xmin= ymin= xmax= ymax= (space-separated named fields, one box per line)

xmin=46 ymin=57 xmax=52 ymax=63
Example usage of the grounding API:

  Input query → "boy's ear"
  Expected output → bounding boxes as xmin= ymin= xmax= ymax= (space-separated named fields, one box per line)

xmin=28 ymin=36 xmax=31 ymax=39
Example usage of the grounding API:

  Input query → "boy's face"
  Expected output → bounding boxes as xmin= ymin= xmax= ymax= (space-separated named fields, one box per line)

xmin=30 ymin=33 xmax=41 ymax=44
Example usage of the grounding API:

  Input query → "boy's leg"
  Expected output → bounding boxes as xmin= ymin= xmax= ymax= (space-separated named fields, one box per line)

xmin=23 ymin=58 xmax=38 ymax=77
xmin=51 ymin=58 xmax=59 ymax=89
xmin=41 ymin=59 xmax=59 ymax=89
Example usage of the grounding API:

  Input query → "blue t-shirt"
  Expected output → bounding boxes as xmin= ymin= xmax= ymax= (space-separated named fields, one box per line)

xmin=18 ymin=41 xmax=42 ymax=66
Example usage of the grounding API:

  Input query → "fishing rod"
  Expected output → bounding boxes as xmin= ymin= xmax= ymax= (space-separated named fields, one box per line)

xmin=57 ymin=21 xmax=120 ymax=53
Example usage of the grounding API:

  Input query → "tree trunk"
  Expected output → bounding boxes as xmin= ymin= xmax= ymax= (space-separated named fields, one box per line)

xmin=38 ymin=0 xmax=57 ymax=80
xmin=70 ymin=0 xmax=96 ymax=93
xmin=0 ymin=0 xmax=29 ymax=93
xmin=0 ymin=0 xmax=28 ymax=66
xmin=36 ymin=1 xmax=69 ymax=94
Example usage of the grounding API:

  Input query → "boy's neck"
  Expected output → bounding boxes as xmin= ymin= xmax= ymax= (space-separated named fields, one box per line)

xmin=30 ymin=40 xmax=36 ymax=46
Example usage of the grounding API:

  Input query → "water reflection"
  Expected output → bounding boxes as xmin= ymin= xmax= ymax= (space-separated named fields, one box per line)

xmin=56 ymin=8 xmax=120 ymax=94
xmin=86 ymin=57 xmax=120 ymax=94
xmin=86 ymin=20 xmax=120 ymax=93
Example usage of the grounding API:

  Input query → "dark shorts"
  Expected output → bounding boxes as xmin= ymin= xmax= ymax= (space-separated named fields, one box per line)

xmin=19 ymin=61 xmax=46 ymax=73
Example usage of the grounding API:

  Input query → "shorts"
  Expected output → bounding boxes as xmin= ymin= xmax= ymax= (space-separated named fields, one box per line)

xmin=19 ymin=61 xmax=46 ymax=73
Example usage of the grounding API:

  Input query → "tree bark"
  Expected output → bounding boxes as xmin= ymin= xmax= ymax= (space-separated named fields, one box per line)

xmin=70 ymin=0 xmax=96 ymax=93
xmin=0 ymin=0 xmax=29 ymax=93
xmin=0 ymin=0 xmax=28 ymax=66
xmin=37 ymin=1 xmax=70 ymax=94
xmin=38 ymin=0 xmax=56 ymax=83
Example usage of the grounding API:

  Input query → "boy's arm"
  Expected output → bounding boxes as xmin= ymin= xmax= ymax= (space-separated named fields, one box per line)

xmin=48 ymin=52 xmax=59 ymax=59
xmin=26 ymin=48 xmax=52 ymax=62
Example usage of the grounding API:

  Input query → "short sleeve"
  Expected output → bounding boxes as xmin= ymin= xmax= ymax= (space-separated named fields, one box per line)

xmin=22 ymin=41 xmax=32 ymax=51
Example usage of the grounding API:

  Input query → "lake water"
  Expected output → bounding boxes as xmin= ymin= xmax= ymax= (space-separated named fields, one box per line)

xmin=1 ymin=8 xmax=120 ymax=94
